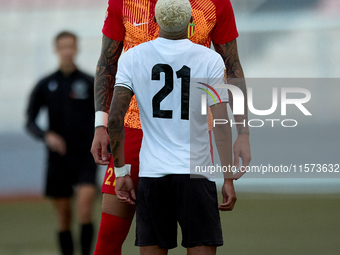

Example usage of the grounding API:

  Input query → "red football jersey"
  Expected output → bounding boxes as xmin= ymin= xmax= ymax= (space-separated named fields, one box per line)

xmin=102 ymin=0 xmax=238 ymax=129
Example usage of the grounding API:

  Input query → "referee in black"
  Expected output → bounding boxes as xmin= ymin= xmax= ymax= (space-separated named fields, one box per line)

xmin=26 ymin=31 xmax=97 ymax=255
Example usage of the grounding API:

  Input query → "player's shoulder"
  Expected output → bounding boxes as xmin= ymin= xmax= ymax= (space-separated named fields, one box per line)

xmin=122 ymin=40 xmax=154 ymax=60
xmin=189 ymin=43 xmax=225 ymax=72
xmin=208 ymin=0 xmax=233 ymax=9
xmin=191 ymin=43 xmax=221 ymax=60
xmin=131 ymin=40 xmax=154 ymax=52
xmin=106 ymin=0 xmax=124 ymax=18
xmin=108 ymin=0 xmax=123 ymax=7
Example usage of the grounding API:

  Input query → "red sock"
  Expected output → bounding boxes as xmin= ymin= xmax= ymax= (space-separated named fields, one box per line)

xmin=93 ymin=213 xmax=132 ymax=255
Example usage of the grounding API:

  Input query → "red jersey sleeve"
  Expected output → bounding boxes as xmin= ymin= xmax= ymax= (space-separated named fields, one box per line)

xmin=102 ymin=0 xmax=125 ymax=41
xmin=211 ymin=0 xmax=239 ymax=45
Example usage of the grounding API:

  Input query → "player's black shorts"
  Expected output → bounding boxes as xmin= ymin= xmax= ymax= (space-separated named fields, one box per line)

xmin=45 ymin=150 xmax=97 ymax=198
xmin=135 ymin=174 xmax=223 ymax=249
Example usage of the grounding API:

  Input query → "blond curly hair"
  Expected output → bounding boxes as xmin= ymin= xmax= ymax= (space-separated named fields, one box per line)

xmin=155 ymin=0 xmax=192 ymax=32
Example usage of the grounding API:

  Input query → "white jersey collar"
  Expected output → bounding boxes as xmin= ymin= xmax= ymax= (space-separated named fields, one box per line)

xmin=153 ymin=37 xmax=192 ymax=55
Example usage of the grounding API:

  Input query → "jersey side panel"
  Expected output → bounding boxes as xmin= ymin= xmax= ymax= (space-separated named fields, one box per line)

xmin=122 ymin=0 xmax=158 ymax=129
xmin=189 ymin=0 xmax=216 ymax=48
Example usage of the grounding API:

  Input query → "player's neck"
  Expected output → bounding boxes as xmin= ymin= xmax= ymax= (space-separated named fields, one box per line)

xmin=59 ymin=63 xmax=77 ymax=76
xmin=159 ymin=29 xmax=188 ymax=40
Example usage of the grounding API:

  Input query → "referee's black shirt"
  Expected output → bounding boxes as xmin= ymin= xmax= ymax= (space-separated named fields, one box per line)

xmin=26 ymin=69 xmax=95 ymax=152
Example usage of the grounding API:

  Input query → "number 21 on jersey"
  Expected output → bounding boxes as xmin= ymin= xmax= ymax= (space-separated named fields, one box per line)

xmin=152 ymin=64 xmax=191 ymax=120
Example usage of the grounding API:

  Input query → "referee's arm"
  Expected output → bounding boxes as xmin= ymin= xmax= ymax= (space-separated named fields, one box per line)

xmin=25 ymin=83 xmax=45 ymax=140
xmin=26 ymin=83 xmax=67 ymax=155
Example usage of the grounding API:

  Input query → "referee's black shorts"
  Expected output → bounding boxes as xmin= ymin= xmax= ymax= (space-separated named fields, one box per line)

xmin=45 ymin=150 xmax=97 ymax=198
xmin=135 ymin=174 xmax=223 ymax=249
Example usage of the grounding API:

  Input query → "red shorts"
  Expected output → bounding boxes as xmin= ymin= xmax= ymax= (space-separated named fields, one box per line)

xmin=102 ymin=127 xmax=143 ymax=195
xmin=102 ymin=128 xmax=213 ymax=194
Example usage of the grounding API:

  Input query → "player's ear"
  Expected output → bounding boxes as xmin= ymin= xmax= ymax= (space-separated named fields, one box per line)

xmin=153 ymin=16 xmax=157 ymax=24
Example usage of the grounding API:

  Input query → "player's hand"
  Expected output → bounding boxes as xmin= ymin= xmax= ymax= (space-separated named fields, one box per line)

xmin=45 ymin=131 xmax=67 ymax=156
xmin=233 ymin=134 xmax=251 ymax=180
xmin=91 ymin=126 xmax=111 ymax=165
xmin=115 ymin=175 xmax=136 ymax=205
xmin=218 ymin=179 xmax=236 ymax=211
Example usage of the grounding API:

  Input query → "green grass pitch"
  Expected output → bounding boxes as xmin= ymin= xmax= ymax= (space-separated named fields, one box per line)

xmin=0 ymin=193 xmax=339 ymax=255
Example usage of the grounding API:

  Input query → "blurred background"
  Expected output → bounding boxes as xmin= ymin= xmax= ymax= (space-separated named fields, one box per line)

xmin=0 ymin=0 xmax=339 ymax=254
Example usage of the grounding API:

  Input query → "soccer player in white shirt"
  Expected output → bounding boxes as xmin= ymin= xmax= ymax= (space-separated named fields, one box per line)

xmin=108 ymin=0 xmax=236 ymax=254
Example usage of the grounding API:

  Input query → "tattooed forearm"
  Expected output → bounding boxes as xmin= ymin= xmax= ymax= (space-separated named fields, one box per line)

xmin=214 ymin=39 xmax=249 ymax=135
xmin=94 ymin=35 xmax=124 ymax=113
xmin=108 ymin=87 xmax=133 ymax=167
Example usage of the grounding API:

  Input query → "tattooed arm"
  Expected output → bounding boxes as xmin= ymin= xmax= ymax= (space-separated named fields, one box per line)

xmin=108 ymin=87 xmax=133 ymax=167
xmin=108 ymin=86 xmax=135 ymax=204
xmin=91 ymin=35 xmax=123 ymax=165
xmin=214 ymin=39 xmax=251 ymax=179
xmin=95 ymin=35 xmax=124 ymax=113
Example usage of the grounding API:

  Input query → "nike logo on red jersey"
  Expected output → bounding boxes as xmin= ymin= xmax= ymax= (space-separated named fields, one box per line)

xmin=134 ymin=21 xmax=150 ymax=26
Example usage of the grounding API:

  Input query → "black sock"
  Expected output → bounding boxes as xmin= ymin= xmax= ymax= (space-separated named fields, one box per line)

xmin=80 ymin=223 xmax=94 ymax=255
xmin=58 ymin=230 xmax=74 ymax=255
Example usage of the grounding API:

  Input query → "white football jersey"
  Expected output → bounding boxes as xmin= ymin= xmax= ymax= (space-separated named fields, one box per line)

xmin=115 ymin=37 xmax=228 ymax=179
